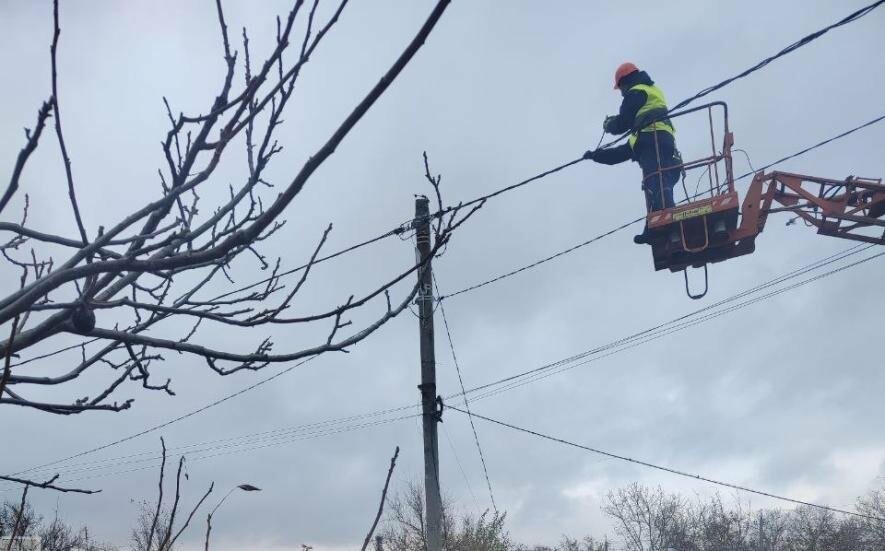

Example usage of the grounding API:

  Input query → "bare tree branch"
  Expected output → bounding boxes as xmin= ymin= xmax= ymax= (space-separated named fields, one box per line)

xmin=51 ymin=0 xmax=89 ymax=246
xmin=5 ymin=484 xmax=30 ymax=551
xmin=0 ymin=0 xmax=456 ymax=417
xmin=145 ymin=437 xmax=167 ymax=551
xmin=0 ymin=102 xmax=52 ymax=215
xmin=0 ymin=473 xmax=96 ymax=495
xmin=361 ymin=446 xmax=400 ymax=551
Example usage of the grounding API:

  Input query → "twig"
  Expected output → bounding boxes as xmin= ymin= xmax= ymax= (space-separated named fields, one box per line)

xmin=0 ymin=473 xmax=96 ymax=494
xmin=361 ymin=446 xmax=400 ymax=551
xmin=0 ymin=0 xmax=457 ymax=418
xmin=168 ymin=481 xmax=215 ymax=548
xmin=146 ymin=437 xmax=167 ymax=551
xmin=157 ymin=455 xmax=186 ymax=550
xmin=1 ymin=102 xmax=52 ymax=215
xmin=51 ymin=0 xmax=89 ymax=245
xmin=0 ymin=315 xmax=21 ymax=399
xmin=6 ymin=483 xmax=30 ymax=551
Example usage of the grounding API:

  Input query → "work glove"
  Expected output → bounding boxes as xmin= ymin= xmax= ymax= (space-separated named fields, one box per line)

xmin=582 ymin=149 xmax=596 ymax=161
xmin=603 ymin=115 xmax=617 ymax=133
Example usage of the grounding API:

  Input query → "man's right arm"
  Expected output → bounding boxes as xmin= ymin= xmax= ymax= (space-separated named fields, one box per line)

xmin=604 ymin=89 xmax=646 ymax=134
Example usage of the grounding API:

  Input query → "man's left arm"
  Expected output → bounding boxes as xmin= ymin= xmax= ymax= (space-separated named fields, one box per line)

xmin=585 ymin=144 xmax=632 ymax=165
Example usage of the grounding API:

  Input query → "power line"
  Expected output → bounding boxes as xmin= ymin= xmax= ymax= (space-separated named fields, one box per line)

xmin=8 ymin=356 xmax=319 ymax=478
xmin=16 ymin=246 xmax=878 ymax=487
xmin=437 ymin=158 xmax=585 ymax=216
xmin=15 ymin=185 xmax=879 ymax=481
xmin=734 ymin=113 xmax=885 ymax=180
xmin=8 ymin=338 xmax=102 ymax=369
xmin=16 ymin=63 xmax=882 ymax=484
xmin=16 ymin=403 xmax=419 ymax=482
xmin=440 ymin=113 xmax=885 ymax=301
xmin=0 ymin=410 xmax=419 ymax=491
xmin=449 ymin=247 xmax=882 ymax=405
xmin=446 ymin=405 xmax=884 ymax=522
xmin=429 ymin=1 xmax=885 ymax=217
xmin=464 ymin=249 xmax=883 ymax=403
xmin=10 ymin=108 xmax=883 ymax=488
xmin=601 ymin=0 xmax=885 ymax=149
xmin=62 ymin=413 xmax=419 ymax=486
xmin=441 ymin=423 xmax=481 ymax=512
xmin=199 ymin=224 xmax=407 ymax=305
xmin=438 ymin=216 xmax=642 ymax=301
xmin=434 ymin=274 xmax=497 ymax=512
xmin=673 ymin=0 xmax=885 ymax=112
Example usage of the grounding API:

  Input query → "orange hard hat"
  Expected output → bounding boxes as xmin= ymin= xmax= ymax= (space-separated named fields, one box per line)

xmin=614 ymin=62 xmax=639 ymax=89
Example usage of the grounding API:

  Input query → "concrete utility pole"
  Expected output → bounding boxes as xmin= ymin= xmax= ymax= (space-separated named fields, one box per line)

xmin=414 ymin=196 xmax=443 ymax=551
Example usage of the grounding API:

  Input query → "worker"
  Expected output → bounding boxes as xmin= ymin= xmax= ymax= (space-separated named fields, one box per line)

xmin=583 ymin=62 xmax=681 ymax=244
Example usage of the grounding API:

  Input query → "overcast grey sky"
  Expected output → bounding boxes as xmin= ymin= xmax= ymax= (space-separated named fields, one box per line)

xmin=1 ymin=1 xmax=883 ymax=549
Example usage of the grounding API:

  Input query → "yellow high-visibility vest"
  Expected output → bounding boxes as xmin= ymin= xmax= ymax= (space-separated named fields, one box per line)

xmin=628 ymin=83 xmax=675 ymax=150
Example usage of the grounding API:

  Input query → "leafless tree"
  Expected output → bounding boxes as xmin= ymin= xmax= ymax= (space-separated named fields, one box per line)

xmin=521 ymin=537 xmax=609 ymax=551
xmin=130 ymin=501 xmax=173 ymax=551
xmin=0 ymin=491 xmax=116 ymax=550
xmin=856 ymin=486 xmax=885 ymax=550
xmin=1 ymin=485 xmax=35 ymax=551
xmin=602 ymin=483 xmax=691 ymax=551
xmin=691 ymin=493 xmax=753 ymax=551
xmin=755 ymin=509 xmax=789 ymax=550
xmin=783 ymin=506 xmax=839 ymax=551
xmin=599 ymin=482 xmax=885 ymax=551
xmin=130 ymin=438 xmax=213 ymax=551
xmin=379 ymin=481 xmax=511 ymax=551
xmin=39 ymin=515 xmax=117 ymax=551
xmin=0 ymin=0 xmax=473 ymax=490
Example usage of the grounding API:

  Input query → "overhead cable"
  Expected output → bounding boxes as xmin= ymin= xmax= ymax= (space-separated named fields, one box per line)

xmin=600 ymin=0 xmax=885 ymax=149
xmin=447 ymin=405 xmax=884 ymax=522
xmin=449 ymin=247 xmax=882 ymax=404
xmin=440 ymin=113 xmax=885 ymax=301
xmin=9 ymin=356 xmax=318 ymax=478
xmin=11 ymin=111 xmax=884 ymax=484
xmin=673 ymin=0 xmax=885 ymax=112
xmin=15 ymin=247 xmax=878 ymax=486
xmin=201 ymin=224 xmax=407 ymax=304
xmin=435 ymin=275 xmax=497 ymax=512
xmin=17 ymin=402 xmax=418 ymax=482
xmin=62 ymin=413 xmax=419 ymax=486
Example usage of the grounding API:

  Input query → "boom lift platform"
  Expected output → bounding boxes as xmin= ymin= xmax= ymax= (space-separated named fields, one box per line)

xmin=640 ymin=102 xmax=885 ymax=298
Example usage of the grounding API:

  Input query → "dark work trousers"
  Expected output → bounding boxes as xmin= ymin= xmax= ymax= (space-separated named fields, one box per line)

xmin=635 ymin=131 xmax=680 ymax=213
